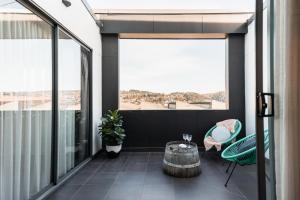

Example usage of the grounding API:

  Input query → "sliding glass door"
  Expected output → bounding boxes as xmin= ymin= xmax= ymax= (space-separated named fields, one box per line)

xmin=0 ymin=1 xmax=53 ymax=199
xmin=262 ymin=0 xmax=276 ymax=199
xmin=0 ymin=1 xmax=92 ymax=199
xmin=57 ymin=30 xmax=90 ymax=179
xmin=256 ymin=0 xmax=276 ymax=199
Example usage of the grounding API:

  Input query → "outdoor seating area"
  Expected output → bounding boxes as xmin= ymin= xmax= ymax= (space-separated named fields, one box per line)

xmin=47 ymin=152 xmax=258 ymax=200
xmin=47 ymin=118 xmax=261 ymax=200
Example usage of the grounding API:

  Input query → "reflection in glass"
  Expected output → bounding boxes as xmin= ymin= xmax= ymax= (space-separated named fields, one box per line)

xmin=0 ymin=1 xmax=53 ymax=199
xmin=57 ymin=30 xmax=90 ymax=178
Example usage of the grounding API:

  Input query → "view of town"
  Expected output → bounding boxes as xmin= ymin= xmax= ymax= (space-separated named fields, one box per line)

xmin=120 ymin=90 xmax=227 ymax=110
xmin=0 ymin=91 xmax=81 ymax=110
xmin=119 ymin=39 xmax=227 ymax=111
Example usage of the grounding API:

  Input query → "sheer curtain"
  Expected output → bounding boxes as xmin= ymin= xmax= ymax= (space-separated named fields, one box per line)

xmin=79 ymin=47 xmax=90 ymax=163
xmin=57 ymin=111 xmax=75 ymax=178
xmin=274 ymin=0 xmax=300 ymax=199
xmin=0 ymin=7 xmax=52 ymax=200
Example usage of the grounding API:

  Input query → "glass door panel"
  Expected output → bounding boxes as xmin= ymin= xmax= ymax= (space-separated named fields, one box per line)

xmin=0 ymin=1 xmax=53 ymax=199
xmin=57 ymin=30 xmax=90 ymax=179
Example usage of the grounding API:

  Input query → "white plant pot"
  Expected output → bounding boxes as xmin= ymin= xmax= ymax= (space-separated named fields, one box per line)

xmin=106 ymin=144 xmax=122 ymax=153
xmin=106 ymin=144 xmax=122 ymax=158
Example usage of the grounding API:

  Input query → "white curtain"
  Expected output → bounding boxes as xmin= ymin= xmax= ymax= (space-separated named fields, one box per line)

xmin=274 ymin=0 xmax=300 ymax=199
xmin=0 ymin=111 xmax=52 ymax=200
xmin=0 ymin=7 xmax=53 ymax=200
xmin=57 ymin=111 xmax=75 ymax=178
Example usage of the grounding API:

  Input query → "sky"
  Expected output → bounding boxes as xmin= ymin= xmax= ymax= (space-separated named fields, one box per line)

xmin=87 ymin=0 xmax=255 ymax=11
xmin=0 ymin=0 xmax=27 ymax=12
xmin=0 ymin=39 xmax=81 ymax=92
xmin=88 ymin=0 xmax=254 ymax=94
xmin=120 ymin=39 xmax=226 ymax=94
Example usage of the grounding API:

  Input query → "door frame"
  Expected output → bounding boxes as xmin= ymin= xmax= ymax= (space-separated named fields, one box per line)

xmin=255 ymin=0 xmax=276 ymax=199
xmin=255 ymin=0 xmax=267 ymax=198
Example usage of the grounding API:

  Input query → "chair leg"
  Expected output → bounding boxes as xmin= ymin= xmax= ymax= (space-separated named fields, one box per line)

xmin=225 ymin=162 xmax=237 ymax=187
xmin=225 ymin=162 xmax=232 ymax=173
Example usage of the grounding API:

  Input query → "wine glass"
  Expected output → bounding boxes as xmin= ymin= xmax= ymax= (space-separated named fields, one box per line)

xmin=187 ymin=134 xmax=192 ymax=148
xmin=183 ymin=133 xmax=188 ymax=143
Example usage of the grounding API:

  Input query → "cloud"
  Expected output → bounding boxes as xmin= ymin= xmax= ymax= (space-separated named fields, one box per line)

xmin=120 ymin=39 xmax=226 ymax=94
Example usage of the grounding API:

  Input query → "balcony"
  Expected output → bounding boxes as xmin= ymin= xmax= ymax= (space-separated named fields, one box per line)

xmin=47 ymin=152 xmax=257 ymax=200
xmin=0 ymin=1 xmax=276 ymax=200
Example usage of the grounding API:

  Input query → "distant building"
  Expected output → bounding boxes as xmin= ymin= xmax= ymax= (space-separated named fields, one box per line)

xmin=168 ymin=102 xmax=176 ymax=109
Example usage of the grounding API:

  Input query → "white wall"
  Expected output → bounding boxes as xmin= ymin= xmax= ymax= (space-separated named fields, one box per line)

xmin=244 ymin=19 xmax=256 ymax=135
xmin=31 ymin=0 xmax=102 ymax=154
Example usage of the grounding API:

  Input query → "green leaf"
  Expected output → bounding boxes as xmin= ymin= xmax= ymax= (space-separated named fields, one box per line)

xmin=98 ymin=109 xmax=126 ymax=145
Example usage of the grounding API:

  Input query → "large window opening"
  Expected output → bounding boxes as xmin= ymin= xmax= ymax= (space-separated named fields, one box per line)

xmin=119 ymin=39 xmax=228 ymax=110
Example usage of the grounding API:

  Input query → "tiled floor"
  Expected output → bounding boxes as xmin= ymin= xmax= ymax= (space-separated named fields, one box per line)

xmin=47 ymin=152 xmax=258 ymax=200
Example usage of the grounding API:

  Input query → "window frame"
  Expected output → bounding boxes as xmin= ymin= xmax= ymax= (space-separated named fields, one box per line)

xmin=55 ymin=27 xmax=92 ymax=182
xmin=118 ymin=37 xmax=229 ymax=111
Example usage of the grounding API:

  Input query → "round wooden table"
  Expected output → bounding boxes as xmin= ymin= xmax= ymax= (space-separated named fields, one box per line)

xmin=163 ymin=141 xmax=201 ymax=178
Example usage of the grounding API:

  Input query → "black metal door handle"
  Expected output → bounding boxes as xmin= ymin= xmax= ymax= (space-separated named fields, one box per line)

xmin=257 ymin=92 xmax=274 ymax=117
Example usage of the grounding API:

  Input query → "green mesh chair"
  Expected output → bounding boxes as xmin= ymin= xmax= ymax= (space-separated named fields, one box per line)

xmin=221 ymin=130 xmax=269 ymax=187
xmin=203 ymin=120 xmax=242 ymax=154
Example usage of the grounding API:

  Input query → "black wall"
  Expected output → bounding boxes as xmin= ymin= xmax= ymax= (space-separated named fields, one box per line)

xmin=102 ymin=34 xmax=245 ymax=150
xmin=102 ymin=34 xmax=119 ymax=113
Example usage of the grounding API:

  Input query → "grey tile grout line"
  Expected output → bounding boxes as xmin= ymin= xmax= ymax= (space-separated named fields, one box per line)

xmin=102 ymin=153 xmax=130 ymax=200
xmin=139 ymin=152 xmax=151 ymax=200
xmin=102 ymin=171 xmax=122 ymax=200
xmin=69 ymin=158 xmax=107 ymax=200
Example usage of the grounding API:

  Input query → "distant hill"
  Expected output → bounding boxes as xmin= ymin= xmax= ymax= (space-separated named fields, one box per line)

xmin=120 ymin=90 xmax=225 ymax=105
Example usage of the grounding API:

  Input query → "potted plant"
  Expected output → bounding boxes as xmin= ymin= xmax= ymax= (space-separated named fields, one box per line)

xmin=99 ymin=110 xmax=125 ymax=158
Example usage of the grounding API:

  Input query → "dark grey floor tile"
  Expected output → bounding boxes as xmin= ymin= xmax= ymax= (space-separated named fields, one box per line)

xmin=65 ymin=172 xmax=92 ymax=186
xmin=142 ymin=183 xmax=175 ymax=200
xmin=233 ymin=181 xmax=258 ymax=200
xmin=201 ymin=171 xmax=244 ymax=197
xmin=47 ymin=185 xmax=80 ymax=200
xmin=149 ymin=152 xmax=164 ymax=163
xmin=79 ymin=162 xmax=103 ymax=174
xmin=124 ymin=161 xmax=148 ymax=172
xmin=147 ymin=163 xmax=163 ymax=172
xmin=101 ymin=161 xmax=127 ymax=172
xmin=211 ymin=189 xmax=247 ymax=200
xmin=72 ymin=185 xmax=111 ymax=200
xmin=175 ymin=185 xmax=216 ymax=200
xmin=86 ymin=172 xmax=118 ymax=185
xmin=115 ymin=172 xmax=145 ymax=184
xmin=172 ymin=173 xmax=205 ymax=186
xmin=174 ymin=176 xmax=245 ymax=200
xmin=105 ymin=182 xmax=143 ymax=200
xmin=125 ymin=153 xmax=149 ymax=163
xmin=144 ymin=170 xmax=175 ymax=185
xmin=94 ymin=171 xmax=119 ymax=179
